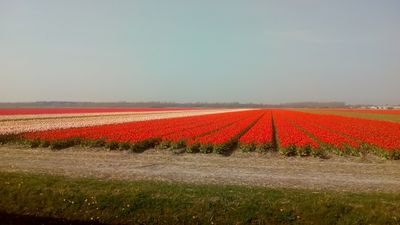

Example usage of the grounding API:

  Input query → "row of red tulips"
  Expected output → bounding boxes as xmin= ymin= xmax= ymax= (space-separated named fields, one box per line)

xmin=238 ymin=113 xmax=274 ymax=152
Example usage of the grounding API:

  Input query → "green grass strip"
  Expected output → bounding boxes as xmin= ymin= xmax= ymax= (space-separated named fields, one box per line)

xmin=1 ymin=171 xmax=400 ymax=225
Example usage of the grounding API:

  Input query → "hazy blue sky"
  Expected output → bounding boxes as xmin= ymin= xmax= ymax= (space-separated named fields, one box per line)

xmin=1 ymin=0 xmax=399 ymax=104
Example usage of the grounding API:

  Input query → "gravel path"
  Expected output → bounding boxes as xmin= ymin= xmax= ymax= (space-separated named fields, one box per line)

xmin=1 ymin=145 xmax=400 ymax=192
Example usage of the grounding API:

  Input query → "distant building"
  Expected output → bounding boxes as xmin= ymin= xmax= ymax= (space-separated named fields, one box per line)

xmin=366 ymin=106 xmax=389 ymax=110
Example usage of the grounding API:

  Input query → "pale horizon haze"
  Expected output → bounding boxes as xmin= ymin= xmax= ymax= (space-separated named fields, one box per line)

xmin=1 ymin=1 xmax=399 ymax=105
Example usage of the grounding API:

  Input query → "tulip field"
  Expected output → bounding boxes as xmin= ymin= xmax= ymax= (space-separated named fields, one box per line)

xmin=1 ymin=108 xmax=400 ymax=159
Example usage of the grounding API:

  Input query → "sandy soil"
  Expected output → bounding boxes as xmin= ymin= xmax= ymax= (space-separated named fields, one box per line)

xmin=1 ymin=145 xmax=400 ymax=192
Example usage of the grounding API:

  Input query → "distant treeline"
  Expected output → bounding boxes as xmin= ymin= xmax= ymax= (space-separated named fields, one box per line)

xmin=0 ymin=101 xmax=347 ymax=108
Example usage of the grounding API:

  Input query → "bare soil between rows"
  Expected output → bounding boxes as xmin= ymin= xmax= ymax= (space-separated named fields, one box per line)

xmin=1 ymin=145 xmax=400 ymax=192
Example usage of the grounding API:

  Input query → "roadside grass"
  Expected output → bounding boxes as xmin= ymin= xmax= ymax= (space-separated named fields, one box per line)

xmin=298 ymin=109 xmax=400 ymax=123
xmin=1 ymin=171 xmax=400 ymax=225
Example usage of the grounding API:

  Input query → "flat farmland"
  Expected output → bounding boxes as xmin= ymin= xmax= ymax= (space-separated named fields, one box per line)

xmin=3 ymin=108 xmax=397 ymax=158
xmin=1 ymin=107 xmax=400 ymax=190
xmin=2 ymin=107 xmax=400 ymax=225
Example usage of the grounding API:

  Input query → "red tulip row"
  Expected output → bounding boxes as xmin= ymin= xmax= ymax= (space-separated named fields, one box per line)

xmin=160 ymin=112 xmax=251 ymax=144
xmin=194 ymin=111 xmax=263 ymax=145
xmin=238 ymin=112 xmax=273 ymax=151
xmin=273 ymin=111 xmax=320 ymax=151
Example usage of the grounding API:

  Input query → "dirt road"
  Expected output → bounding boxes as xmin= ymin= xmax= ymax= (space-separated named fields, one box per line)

xmin=1 ymin=145 xmax=400 ymax=192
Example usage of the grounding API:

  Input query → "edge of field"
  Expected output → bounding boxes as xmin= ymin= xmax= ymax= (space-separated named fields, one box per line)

xmin=295 ymin=109 xmax=400 ymax=123
xmin=1 ymin=171 xmax=400 ymax=225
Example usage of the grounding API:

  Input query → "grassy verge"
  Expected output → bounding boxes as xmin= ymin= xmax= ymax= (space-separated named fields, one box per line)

xmin=1 ymin=172 xmax=400 ymax=225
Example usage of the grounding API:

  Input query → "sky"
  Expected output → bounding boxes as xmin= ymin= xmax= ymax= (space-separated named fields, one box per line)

xmin=1 ymin=0 xmax=399 ymax=105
